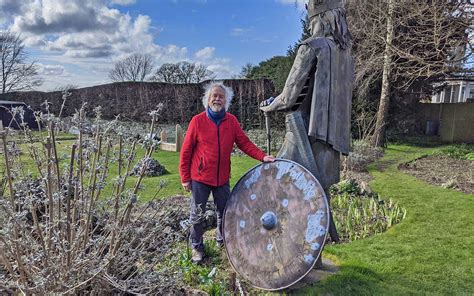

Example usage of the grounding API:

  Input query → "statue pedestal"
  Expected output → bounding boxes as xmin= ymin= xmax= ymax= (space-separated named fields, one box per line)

xmin=289 ymin=257 xmax=339 ymax=290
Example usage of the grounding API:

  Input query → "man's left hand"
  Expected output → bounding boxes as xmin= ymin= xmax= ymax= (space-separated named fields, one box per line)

xmin=263 ymin=155 xmax=275 ymax=162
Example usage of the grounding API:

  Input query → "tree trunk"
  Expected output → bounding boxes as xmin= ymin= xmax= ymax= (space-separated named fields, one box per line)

xmin=372 ymin=0 xmax=395 ymax=147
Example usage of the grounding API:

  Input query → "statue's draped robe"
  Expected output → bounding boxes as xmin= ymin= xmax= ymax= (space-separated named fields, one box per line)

xmin=304 ymin=37 xmax=353 ymax=155
xmin=262 ymin=36 xmax=353 ymax=157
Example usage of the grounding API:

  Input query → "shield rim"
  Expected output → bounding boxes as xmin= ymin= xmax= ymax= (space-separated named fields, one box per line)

xmin=223 ymin=158 xmax=330 ymax=291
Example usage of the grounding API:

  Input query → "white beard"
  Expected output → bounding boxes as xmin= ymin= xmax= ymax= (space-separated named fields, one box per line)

xmin=209 ymin=104 xmax=224 ymax=112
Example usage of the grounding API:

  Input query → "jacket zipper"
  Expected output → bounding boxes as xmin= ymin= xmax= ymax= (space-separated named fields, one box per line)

xmin=198 ymin=157 xmax=203 ymax=175
xmin=216 ymin=124 xmax=221 ymax=185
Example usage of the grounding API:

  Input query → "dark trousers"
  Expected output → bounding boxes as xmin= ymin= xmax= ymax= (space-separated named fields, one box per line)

xmin=190 ymin=180 xmax=230 ymax=251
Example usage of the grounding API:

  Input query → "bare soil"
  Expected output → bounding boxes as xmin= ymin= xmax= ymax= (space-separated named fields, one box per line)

xmin=399 ymin=155 xmax=474 ymax=194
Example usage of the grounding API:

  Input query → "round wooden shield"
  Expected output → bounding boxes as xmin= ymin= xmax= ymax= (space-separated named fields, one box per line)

xmin=223 ymin=159 xmax=329 ymax=291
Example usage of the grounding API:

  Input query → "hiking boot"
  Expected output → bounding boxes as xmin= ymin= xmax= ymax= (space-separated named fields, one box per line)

xmin=216 ymin=240 xmax=224 ymax=248
xmin=191 ymin=249 xmax=204 ymax=263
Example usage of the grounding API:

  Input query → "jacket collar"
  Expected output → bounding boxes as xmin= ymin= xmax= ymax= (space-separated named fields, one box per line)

xmin=202 ymin=109 xmax=229 ymax=122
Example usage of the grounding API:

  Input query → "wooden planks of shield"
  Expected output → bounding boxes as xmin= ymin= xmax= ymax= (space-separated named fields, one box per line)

xmin=223 ymin=159 xmax=329 ymax=290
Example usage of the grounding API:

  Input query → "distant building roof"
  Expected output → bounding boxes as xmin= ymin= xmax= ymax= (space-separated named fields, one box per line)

xmin=443 ymin=75 xmax=474 ymax=82
xmin=0 ymin=100 xmax=26 ymax=105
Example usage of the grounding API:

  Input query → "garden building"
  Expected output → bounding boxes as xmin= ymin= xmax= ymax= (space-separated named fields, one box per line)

xmin=431 ymin=78 xmax=474 ymax=103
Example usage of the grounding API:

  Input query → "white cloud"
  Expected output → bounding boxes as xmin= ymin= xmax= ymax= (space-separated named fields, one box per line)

xmin=10 ymin=1 xmax=118 ymax=35
xmin=206 ymin=63 xmax=234 ymax=79
xmin=240 ymin=37 xmax=274 ymax=44
xmin=24 ymin=35 xmax=46 ymax=47
xmin=153 ymin=45 xmax=188 ymax=64
xmin=1 ymin=0 xmax=237 ymax=89
xmin=190 ymin=47 xmax=235 ymax=79
xmin=110 ymin=0 xmax=136 ymax=5
xmin=195 ymin=47 xmax=215 ymax=60
xmin=201 ymin=56 xmax=235 ymax=79
xmin=231 ymin=27 xmax=252 ymax=36
xmin=277 ymin=0 xmax=308 ymax=10
xmin=37 ymin=63 xmax=67 ymax=76
xmin=0 ymin=0 xmax=25 ymax=25
xmin=7 ymin=0 xmax=161 ymax=59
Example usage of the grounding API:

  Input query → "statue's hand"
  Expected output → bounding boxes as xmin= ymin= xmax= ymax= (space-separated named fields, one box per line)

xmin=260 ymin=95 xmax=289 ymax=112
xmin=260 ymin=97 xmax=275 ymax=108
xmin=260 ymin=96 xmax=277 ymax=112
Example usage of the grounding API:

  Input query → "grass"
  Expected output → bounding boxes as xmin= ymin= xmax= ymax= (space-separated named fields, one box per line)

xmin=4 ymin=137 xmax=260 ymax=201
xmin=303 ymin=144 xmax=474 ymax=295
xmin=432 ymin=143 xmax=474 ymax=160
xmin=177 ymin=240 xmax=227 ymax=295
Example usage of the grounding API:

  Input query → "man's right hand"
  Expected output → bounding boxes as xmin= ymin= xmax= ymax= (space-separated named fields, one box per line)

xmin=182 ymin=182 xmax=192 ymax=192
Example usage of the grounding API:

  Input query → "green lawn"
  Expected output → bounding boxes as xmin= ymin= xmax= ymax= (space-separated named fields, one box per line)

xmin=304 ymin=144 xmax=474 ymax=295
xmin=126 ymin=148 xmax=260 ymax=200
xmin=6 ymin=139 xmax=260 ymax=201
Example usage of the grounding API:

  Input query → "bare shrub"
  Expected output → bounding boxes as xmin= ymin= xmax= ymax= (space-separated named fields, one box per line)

xmin=0 ymin=102 xmax=199 ymax=294
xmin=346 ymin=140 xmax=384 ymax=172
xmin=131 ymin=157 xmax=167 ymax=177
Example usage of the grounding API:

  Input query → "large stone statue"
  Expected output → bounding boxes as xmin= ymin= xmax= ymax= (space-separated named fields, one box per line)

xmin=260 ymin=0 xmax=353 ymax=242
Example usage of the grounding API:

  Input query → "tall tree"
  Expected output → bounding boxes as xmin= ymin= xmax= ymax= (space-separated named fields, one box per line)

xmin=240 ymin=63 xmax=254 ymax=78
xmin=0 ymin=31 xmax=42 ymax=93
xmin=109 ymin=53 xmax=154 ymax=82
xmin=372 ymin=0 xmax=395 ymax=147
xmin=244 ymin=56 xmax=294 ymax=93
xmin=347 ymin=0 xmax=472 ymax=146
xmin=151 ymin=61 xmax=215 ymax=83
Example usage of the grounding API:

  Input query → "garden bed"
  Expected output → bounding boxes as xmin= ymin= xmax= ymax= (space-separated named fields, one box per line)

xmin=399 ymin=155 xmax=474 ymax=194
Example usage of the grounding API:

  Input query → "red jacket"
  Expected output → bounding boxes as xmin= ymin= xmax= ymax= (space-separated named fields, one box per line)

xmin=179 ymin=111 xmax=266 ymax=187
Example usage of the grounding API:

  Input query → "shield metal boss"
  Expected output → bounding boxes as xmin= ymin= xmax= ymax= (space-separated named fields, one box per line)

xmin=223 ymin=159 xmax=329 ymax=290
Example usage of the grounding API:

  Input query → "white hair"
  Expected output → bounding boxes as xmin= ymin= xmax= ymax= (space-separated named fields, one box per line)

xmin=201 ymin=81 xmax=233 ymax=111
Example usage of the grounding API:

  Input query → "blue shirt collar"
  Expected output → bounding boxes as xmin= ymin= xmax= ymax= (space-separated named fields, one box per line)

xmin=206 ymin=107 xmax=226 ymax=126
